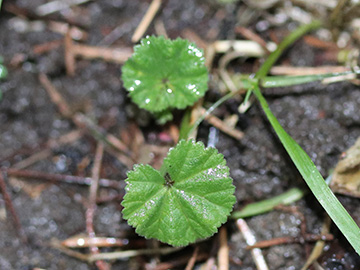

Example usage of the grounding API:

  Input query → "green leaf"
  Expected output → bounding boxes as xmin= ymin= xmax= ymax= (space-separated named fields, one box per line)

xmin=122 ymin=36 xmax=209 ymax=112
xmin=122 ymin=140 xmax=236 ymax=246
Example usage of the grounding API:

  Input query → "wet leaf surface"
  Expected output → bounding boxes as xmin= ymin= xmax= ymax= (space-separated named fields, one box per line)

xmin=122 ymin=36 xmax=209 ymax=112
xmin=122 ymin=140 xmax=236 ymax=246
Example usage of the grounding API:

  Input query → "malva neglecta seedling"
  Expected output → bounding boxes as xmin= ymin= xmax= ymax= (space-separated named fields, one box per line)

xmin=121 ymin=36 xmax=235 ymax=246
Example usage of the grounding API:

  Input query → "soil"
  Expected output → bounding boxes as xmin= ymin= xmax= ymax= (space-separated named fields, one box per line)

xmin=0 ymin=1 xmax=360 ymax=270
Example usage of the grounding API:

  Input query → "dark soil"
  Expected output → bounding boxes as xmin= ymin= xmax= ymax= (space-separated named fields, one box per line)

xmin=0 ymin=1 xmax=360 ymax=269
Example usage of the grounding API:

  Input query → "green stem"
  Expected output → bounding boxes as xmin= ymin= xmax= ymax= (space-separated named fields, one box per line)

xmin=184 ymin=91 xmax=237 ymax=140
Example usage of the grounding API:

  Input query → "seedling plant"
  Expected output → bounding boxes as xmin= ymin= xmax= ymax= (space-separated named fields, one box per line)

xmin=121 ymin=22 xmax=360 ymax=254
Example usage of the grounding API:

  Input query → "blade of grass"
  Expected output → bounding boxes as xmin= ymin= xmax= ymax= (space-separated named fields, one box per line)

xmin=231 ymin=187 xmax=306 ymax=219
xmin=255 ymin=20 xmax=322 ymax=79
xmin=252 ymin=83 xmax=360 ymax=254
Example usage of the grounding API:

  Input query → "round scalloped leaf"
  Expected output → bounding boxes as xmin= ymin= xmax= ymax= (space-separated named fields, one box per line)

xmin=121 ymin=140 xmax=236 ymax=246
xmin=121 ymin=36 xmax=209 ymax=112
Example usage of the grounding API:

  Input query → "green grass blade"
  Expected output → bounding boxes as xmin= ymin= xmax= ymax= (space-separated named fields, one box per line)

xmin=252 ymin=84 xmax=360 ymax=255
xmin=231 ymin=187 xmax=306 ymax=219
xmin=255 ymin=21 xmax=322 ymax=79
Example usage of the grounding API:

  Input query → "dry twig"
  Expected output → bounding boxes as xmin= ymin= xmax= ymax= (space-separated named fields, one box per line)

xmin=33 ymin=39 xmax=63 ymax=55
xmin=48 ymin=21 xmax=88 ymax=41
xmin=154 ymin=19 xmax=168 ymax=39
xmin=235 ymin=26 xmax=270 ymax=53
xmin=248 ymin=206 xmax=333 ymax=250
xmin=64 ymin=32 xmax=132 ymax=76
xmin=200 ymin=108 xmax=244 ymax=140
xmin=246 ymin=234 xmax=334 ymax=249
xmin=181 ymin=29 xmax=208 ymax=50
xmin=35 ymin=0 xmax=92 ymax=16
xmin=218 ymin=227 xmax=229 ymax=270
xmin=3 ymin=168 xmax=121 ymax=189
xmin=51 ymin=239 xmax=90 ymax=261
xmin=152 ymin=252 xmax=207 ymax=270
xmin=61 ymin=235 xmax=127 ymax=248
xmin=132 ymin=0 xmax=162 ymax=43
xmin=270 ymin=65 xmax=351 ymax=76
xmin=185 ymin=246 xmax=199 ymax=270
xmin=85 ymin=143 xmax=111 ymax=270
xmin=236 ymin=219 xmax=269 ymax=270
xmin=88 ymin=246 xmax=183 ymax=262
xmin=39 ymin=73 xmax=72 ymax=117
xmin=0 ymin=172 xmax=27 ymax=243
xmin=300 ymin=216 xmax=331 ymax=270
xmin=213 ymin=40 xmax=268 ymax=56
